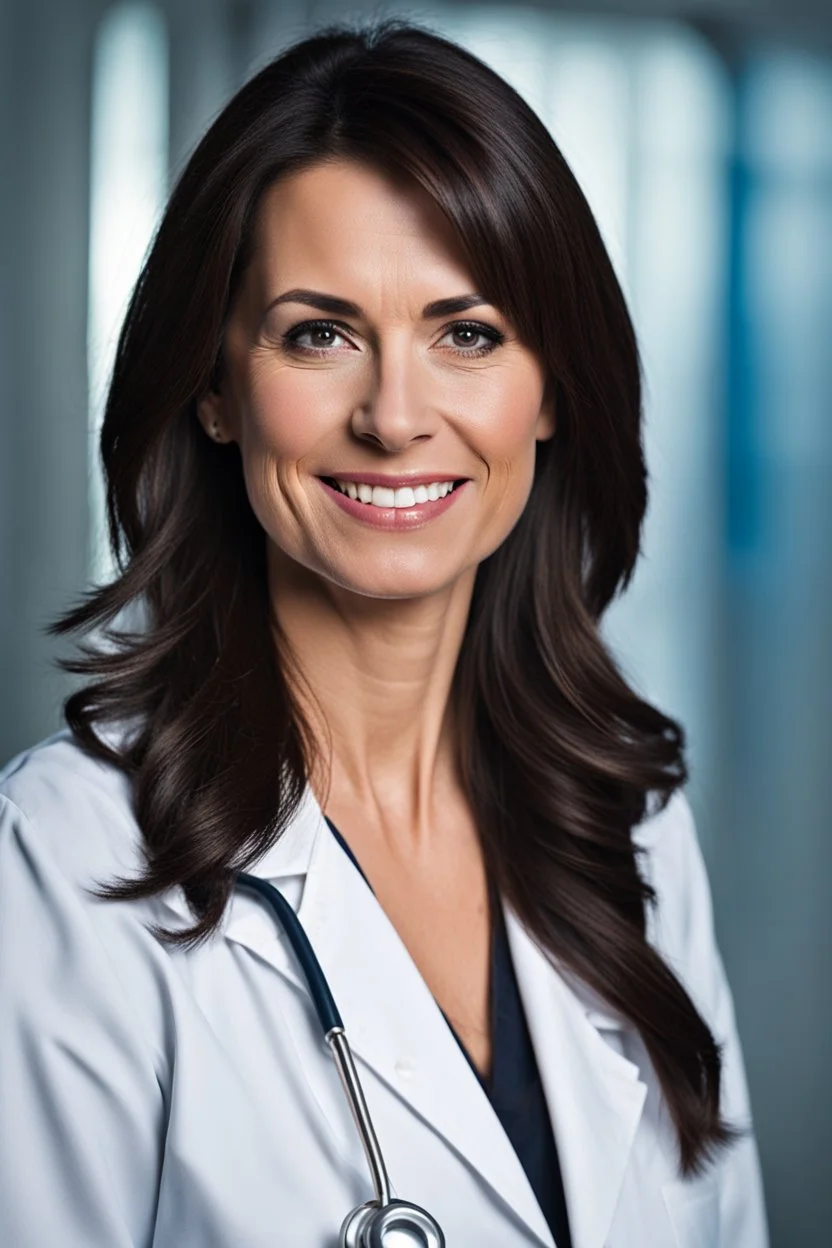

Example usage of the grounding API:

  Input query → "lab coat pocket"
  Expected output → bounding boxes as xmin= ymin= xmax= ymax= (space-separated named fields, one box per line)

xmin=661 ymin=1171 xmax=720 ymax=1248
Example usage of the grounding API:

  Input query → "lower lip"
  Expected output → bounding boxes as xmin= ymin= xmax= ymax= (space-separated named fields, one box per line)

xmin=317 ymin=479 xmax=470 ymax=529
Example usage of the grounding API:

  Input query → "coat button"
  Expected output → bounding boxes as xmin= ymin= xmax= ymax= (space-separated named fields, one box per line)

xmin=394 ymin=1059 xmax=416 ymax=1081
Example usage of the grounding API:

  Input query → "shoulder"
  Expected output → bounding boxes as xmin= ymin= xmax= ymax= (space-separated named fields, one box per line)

xmin=0 ymin=724 xmax=182 ymax=1069
xmin=631 ymin=788 xmax=731 ymax=1042
xmin=0 ymin=723 xmax=145 ymax=887
xmin=633 ymin=788 xmax=709 ymax=936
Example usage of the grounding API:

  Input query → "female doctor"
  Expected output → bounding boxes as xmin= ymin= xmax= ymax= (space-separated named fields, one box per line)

xmin=0 ymin=18 xmax=769 ymax=1248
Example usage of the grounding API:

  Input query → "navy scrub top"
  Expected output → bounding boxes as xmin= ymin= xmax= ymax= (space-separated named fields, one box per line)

xmin=324 ymin=815 xmax=573 ymax=1248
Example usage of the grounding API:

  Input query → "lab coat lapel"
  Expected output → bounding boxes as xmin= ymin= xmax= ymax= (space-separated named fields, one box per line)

xmin=221 ymin=787 xmax=556 ymax=1246
xmin=504 ymin=906 xmax=648 ymax=1248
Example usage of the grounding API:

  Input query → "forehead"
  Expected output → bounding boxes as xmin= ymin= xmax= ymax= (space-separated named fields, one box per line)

xmin=247 ymin=159 xmax=476 ymax=297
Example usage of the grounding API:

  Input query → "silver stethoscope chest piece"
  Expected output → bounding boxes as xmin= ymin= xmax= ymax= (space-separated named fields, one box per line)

xmin=235 ymin=873 xmax=446 ymax=1248
xmin=341 ymin=1197 xmax=445 ymax=1247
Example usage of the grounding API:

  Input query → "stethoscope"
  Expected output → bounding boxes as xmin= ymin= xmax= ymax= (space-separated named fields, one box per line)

xmin=236 ymin=872 xmax=446 ymax=1248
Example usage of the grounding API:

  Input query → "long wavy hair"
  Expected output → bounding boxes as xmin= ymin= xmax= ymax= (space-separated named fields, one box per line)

xmin=51 ymin=17 xmax=733 ymax=1174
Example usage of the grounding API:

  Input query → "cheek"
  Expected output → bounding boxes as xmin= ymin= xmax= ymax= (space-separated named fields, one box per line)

xmin=230 ymin=367 xmax=336 ymax=544
xmin=475 ymin=375 xmax=545 ymax=501
xmin=238 ymin=364 xmax=340 ymax=463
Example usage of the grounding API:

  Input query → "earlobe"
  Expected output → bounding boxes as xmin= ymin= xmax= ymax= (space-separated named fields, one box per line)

xmin=197 ymin=391 xmax=229 ymax=444
xmin=536 ymin=377 xmax=557 ymax=441
xmin=536 ymin=411 xmax=556 ymax=441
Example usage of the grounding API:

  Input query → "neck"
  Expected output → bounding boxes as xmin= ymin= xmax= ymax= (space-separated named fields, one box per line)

xmin=268 ymin=549 xmax=475 ymax=848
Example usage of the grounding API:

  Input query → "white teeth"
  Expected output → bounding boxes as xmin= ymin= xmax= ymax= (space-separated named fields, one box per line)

xmin=331 ymin=479 xmax=460 ymax=507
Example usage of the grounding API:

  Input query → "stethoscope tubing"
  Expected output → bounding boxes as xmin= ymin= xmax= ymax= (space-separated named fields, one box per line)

xmin=327 ymin=1026 xmax=392 ymax=1207
xmin=236 ymin=872 xmax=343 ymax=1030
xmin=235 ymin=871 xmax=445 ymax=1247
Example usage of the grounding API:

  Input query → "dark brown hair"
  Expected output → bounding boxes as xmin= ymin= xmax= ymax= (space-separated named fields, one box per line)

xmin=51 ymin=17 xmax=733 ymax=1174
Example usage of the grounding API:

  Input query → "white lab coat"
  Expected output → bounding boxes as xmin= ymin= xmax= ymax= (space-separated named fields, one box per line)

xmin=0 ymin=724 xmax=769 ymax=1248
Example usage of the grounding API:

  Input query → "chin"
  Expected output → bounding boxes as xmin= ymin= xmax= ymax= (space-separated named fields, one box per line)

xmin=324 ymin=560 xmax=466 ymax=602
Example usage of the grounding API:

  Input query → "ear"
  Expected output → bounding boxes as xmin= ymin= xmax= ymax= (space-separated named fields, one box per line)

xmin=535 ymin=374 xmax=557 ymax=442
xmin=196 ymin=389 xmax=231 ymax=444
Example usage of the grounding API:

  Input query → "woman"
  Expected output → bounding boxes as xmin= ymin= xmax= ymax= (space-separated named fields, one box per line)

xmin=0 ymin=18 xmax=768 ymax=1247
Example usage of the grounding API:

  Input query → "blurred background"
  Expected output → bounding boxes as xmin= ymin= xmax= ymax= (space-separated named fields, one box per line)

xmin=1 ymin=0 xmax=830 ymax=1241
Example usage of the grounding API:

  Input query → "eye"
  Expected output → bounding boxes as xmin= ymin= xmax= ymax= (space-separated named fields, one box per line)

xmin=439 ymin=320 xmax=505 ymax=358
xmin=281 ymin=319 xmax=355 ymax=356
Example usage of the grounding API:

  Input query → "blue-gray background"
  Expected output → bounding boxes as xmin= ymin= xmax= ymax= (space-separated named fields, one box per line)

xmin=1 ymin=1 xmax=830 ymax=1242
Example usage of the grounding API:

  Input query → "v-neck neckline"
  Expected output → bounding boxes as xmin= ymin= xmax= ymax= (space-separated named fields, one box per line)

xmin=322 ymin=814 xmax=497 ymax=1087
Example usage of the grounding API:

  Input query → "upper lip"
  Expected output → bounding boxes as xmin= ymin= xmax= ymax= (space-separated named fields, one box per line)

xmin=318 ymin=472 xmax=469 ymax=487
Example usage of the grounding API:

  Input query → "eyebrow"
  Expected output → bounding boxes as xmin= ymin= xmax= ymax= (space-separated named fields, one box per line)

xmin=264 ymin=288 xmax=494 ymax=320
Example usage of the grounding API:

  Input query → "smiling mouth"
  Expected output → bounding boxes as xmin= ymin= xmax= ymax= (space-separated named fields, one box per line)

xmin=319 ymin=478 xmax=468 ymax=508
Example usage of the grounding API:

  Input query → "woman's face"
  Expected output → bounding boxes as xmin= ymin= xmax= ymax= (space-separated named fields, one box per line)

xmin=199 ymin=159 xmax=555 ymax=600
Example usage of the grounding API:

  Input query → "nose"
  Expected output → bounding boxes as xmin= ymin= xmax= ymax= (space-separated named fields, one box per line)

xmin=350 ymin=336 xmax=439 ymax=452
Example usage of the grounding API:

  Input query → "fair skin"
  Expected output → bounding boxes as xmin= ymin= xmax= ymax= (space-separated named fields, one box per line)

xmin=198 ymin=159 xmax=555 ymax=1076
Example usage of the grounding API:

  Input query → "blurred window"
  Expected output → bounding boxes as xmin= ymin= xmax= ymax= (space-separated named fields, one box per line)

xmin=87 ymin=1 xmax=168 ymax=582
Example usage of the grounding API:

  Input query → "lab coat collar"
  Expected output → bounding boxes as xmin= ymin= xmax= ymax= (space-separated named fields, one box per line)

xmin=164 ymin=785 xmax=647 ymax=1248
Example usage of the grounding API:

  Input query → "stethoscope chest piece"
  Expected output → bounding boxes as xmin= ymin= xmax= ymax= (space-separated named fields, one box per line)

xmin=341 ymin=1198 xmax=445 ymax=1247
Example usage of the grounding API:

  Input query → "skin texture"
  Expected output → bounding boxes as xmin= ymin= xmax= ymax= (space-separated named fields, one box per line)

xmin=198 ymin=159 xmax=555 ymax=1072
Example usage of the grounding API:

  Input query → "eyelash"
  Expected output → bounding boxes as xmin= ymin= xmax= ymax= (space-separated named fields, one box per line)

xmin=281 ymin=318 xmax=505 ymax=359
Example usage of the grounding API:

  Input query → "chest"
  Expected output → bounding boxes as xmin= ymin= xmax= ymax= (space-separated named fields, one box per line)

xmin=145 ymin=806 xmax=724 ymax=1248
xmin=156 ymin=920 xmax=717 ymax=1248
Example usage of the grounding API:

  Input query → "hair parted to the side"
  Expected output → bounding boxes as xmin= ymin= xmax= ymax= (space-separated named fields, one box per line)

xmin=50 ymin=16 xmax=735 ymax=1174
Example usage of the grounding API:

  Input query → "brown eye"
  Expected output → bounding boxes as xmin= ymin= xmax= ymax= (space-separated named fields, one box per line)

xmin=282 ymin=319 xmax=354 ymax=355
xmin=441 ymin=321 xmax=505 ymax=358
